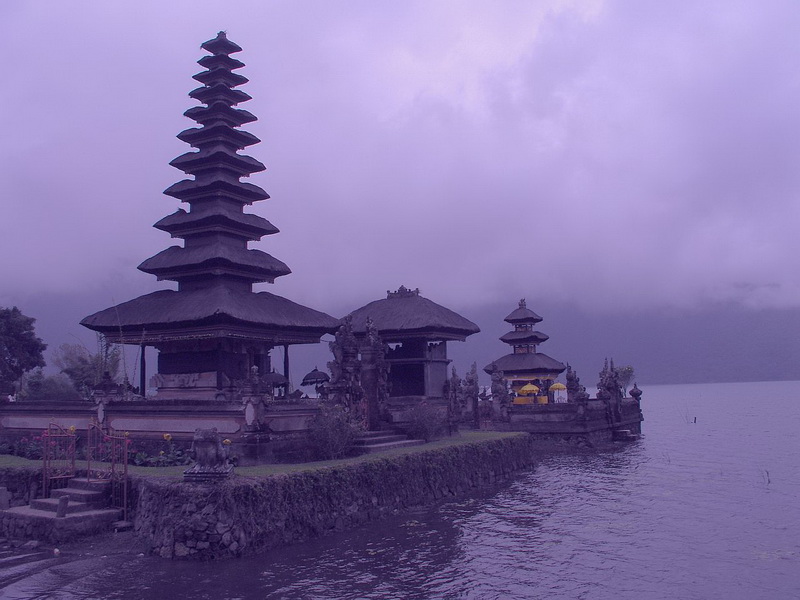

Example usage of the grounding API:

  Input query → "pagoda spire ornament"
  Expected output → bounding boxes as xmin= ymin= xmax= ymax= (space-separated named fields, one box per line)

xmin=139 ymin=31 xmax=290 ymax=290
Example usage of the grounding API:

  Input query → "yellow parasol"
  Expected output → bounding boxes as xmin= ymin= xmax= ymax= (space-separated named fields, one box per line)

xmin=518 ymin=383 xmax=540 ymax=396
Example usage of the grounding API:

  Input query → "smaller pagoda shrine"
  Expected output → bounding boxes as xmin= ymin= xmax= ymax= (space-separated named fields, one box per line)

xmin=347 ymin=286 xmax=480 ymax=421
xmin=484 ymin=299 xmax=566 ymax=403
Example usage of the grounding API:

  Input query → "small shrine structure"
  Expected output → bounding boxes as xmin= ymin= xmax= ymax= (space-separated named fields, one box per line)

xmin=484 ymin=299 xmax=566 ymax=403
xmin=78 ymin=33 xmax=339 ymax=449
xmin=347 ymin=286 xmax=479 ymax=422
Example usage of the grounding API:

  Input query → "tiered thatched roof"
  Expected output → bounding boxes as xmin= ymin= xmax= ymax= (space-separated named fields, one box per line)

xmin=82 ymin=32 xmax=337 ymax=346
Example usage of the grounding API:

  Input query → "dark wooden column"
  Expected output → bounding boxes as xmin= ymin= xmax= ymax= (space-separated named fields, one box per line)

xmin=283 ymin=344 xmax=290 ymax=379
xmin=139 ymin=344 xmax=146 ymax=396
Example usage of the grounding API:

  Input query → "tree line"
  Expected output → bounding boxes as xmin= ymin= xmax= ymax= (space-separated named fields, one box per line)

xmin=1 ymin=306 xmax=122 ymax=401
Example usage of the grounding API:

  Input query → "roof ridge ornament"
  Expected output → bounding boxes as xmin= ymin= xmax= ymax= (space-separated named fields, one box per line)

xmin=387 ymin=285 xmax=420 ymax=299
xmin=519 ymin=298 xmax=526 ymax=308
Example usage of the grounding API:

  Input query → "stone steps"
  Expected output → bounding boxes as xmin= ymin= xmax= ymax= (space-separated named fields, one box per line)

xmin=50 ymin=487 xmax=107 ymax=503
xmin=0 ymin=477 xmax=122 ymax=543
xmin=353 ymin=430 xmax=427 ymax=455
xmin=30 ymin=497 xmax=109 ymax=513
xmin=65 ymin=477 xmax=112 ymax=492
xmin=3 ymin=505 xmax=122 ymax=521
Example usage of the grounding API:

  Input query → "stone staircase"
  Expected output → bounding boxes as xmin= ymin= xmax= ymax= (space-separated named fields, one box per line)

xmin=354 ymin=430 xmax=426 ymax=454
xmin=0 ymin=478 xmax=124 ymax=543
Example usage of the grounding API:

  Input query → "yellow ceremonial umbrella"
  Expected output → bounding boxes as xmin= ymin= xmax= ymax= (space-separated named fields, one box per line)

xmin=518 ymin=383 xmax=540 ymax=396
xmin=549 ymin=383 xmax=566 ymax=391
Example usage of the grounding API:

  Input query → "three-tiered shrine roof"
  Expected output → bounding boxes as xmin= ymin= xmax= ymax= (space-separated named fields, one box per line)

xmin=484 ymin=299 xmax=565 ymax=377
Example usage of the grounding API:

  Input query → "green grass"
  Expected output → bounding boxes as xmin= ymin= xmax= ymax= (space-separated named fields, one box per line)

xmin=0 ymin=431 xmax=524 ymax=480
xmin=0 ymin=454 xmax=38 ymax=468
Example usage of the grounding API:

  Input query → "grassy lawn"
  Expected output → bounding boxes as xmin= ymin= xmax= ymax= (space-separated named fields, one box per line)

xmin=0 ymin=430 xmax=524 ymax=480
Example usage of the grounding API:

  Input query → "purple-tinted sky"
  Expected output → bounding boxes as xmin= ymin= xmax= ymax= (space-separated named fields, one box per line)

xmin=2 ymin=1 xmax=800 ymax=339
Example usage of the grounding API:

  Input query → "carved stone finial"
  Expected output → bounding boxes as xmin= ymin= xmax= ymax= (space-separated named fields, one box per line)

xmin=387 ymin=286 xmax=420 ymax=299
xmin=519 ymin=298 xmax=526 ymax=308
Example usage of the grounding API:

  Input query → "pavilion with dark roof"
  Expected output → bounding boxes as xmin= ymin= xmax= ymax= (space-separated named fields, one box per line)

xmin=484 ymin=299 xmax=566 ymax=403
xmin=82 ymin=32 xmax=339 ymax=402
xmin=348 ymin=286 xmax=479 ymax=399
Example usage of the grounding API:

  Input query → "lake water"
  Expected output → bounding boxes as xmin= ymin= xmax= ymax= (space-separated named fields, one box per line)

xmin=2 ymin=380 xmax=799 ymax=599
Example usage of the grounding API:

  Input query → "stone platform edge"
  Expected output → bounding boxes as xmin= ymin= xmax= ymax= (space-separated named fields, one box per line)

xmin=1 ymin=434 xmax=537 ymax=557
xmin=134 ymin=433 xmax=536 ymax=559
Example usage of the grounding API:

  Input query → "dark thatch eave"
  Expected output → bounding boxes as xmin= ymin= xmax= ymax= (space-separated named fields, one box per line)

xmin=504 ymin=306 xmax=543 ymax=324
xmin=201 ymin=32 xmax=242 ymax=56
xmin=154 ymin=209 xmax=278 ymax=239
xmin=499 ymin=330 xmax=550 ymax=344
xmin=138 ymin=245 xmax=291 ymax=281
xmin=177 ymin=124 xmax=260 ymax=149
xmin=170 ymin=146 xmax=265 ymax=176
xmin=164 ymin=177 xmax=268 ymax=204
xmin=347 ymin=293 xmax=480 ymax=342
xmin=81 ymin=287 xmax=340 ymax=342
xmin=483 ymin=352 xmax=566 ymax=376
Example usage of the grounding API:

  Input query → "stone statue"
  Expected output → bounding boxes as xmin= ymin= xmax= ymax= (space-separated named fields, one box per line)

xmin=361 ymin=318 xmax=389 ymax=429
xmin=597 ymin=358 xmax=623 ymax=423
xmin=326 ymin=316 xmax=365 ymax=425
xmin=445 ymin=366 xmax=464 ymax=432
xmin=630 ymin=383 xmax=643 ymax=403
xmin=490 ymin=364 xmax=511 ymax=421
xmin=183 ymin=427 xmax=233 ymax=481
xmin=463 ymin=363 xmax=480 ymax=428
xmin=565 ymin=364 xmax=589 ymax=404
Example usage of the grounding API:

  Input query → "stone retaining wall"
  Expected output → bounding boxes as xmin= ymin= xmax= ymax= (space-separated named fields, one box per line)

xmin=134 ymin=434 xmax=536 ymax=559
xmin=0 ymin=466 xmax=41 ymax=507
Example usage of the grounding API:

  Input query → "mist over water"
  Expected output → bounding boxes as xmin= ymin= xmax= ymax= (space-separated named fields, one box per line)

xmin=3 ymin=381 xmax=799 ymax=599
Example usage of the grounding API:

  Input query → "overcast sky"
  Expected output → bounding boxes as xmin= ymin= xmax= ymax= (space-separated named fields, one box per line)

xmin=2 ymin=1 xmax=800 ymax=346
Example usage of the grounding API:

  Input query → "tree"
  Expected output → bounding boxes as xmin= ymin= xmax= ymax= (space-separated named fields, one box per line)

xmin=615 ymin=365 xmax=635 ymax=396
xmin=0 ymin=306 xmax=47 ymax=388
xmin=52 ymin=334 xmax=121 ymax=399
xmin=19 ymin=368 xmax=81 ymax=402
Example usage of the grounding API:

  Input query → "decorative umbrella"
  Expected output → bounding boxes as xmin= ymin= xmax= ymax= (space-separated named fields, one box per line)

xmin=262 ymin=370 xmax=289 ymax=388
xmin=301 ymin=367 xmax=330 ymax=387
xmin=518 ymin=383 xmax=540 ymax=396
xmin=549 ymin=383 xmax=567 ymax=391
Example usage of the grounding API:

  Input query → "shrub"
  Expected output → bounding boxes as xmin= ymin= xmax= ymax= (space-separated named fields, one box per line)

xmin=405 ymin=401 xmax=446 ymax=442
xmin=14 ymin=435 xmax=44 ymax=460
xmin=307 ymin=404 xmax=358 ymax=460
xmin=129 ymin=435 xmax=192 ymax=467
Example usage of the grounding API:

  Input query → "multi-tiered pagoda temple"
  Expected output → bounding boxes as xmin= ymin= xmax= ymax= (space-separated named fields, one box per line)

xmin=82 ymin=32 xmax=339 ymax=401
xmin=484 ymin=299 xmax=566 ymax=401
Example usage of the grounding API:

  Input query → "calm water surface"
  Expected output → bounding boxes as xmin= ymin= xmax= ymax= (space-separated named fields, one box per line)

xmin=2 ymin=381 xmax=799 ymax=599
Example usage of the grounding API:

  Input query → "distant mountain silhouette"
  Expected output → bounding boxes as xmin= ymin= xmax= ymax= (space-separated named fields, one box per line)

xmin=10 ymin=290 xmax=800 ymax=387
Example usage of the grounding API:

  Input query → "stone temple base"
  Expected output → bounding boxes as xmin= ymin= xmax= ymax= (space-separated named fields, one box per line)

xmin=150 ymin=372 xmax=232 ymax=402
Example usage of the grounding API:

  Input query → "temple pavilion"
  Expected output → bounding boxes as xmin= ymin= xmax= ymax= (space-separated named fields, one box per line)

xmin=484 ymin=299 xmax=566 ymax=403
xmin=81 ymin=32 xmax=339 ymax=401
xmin=348 ymin=286 xmax=480 ymax=400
